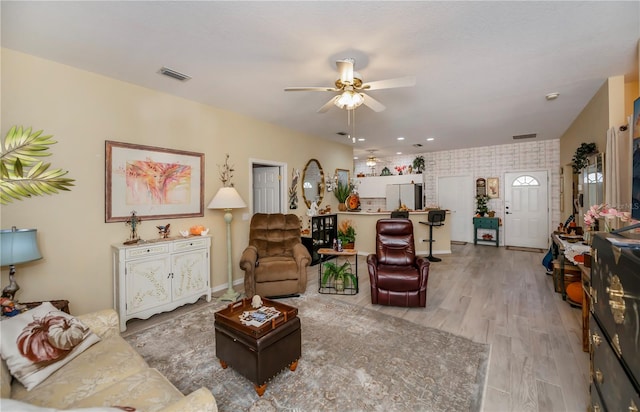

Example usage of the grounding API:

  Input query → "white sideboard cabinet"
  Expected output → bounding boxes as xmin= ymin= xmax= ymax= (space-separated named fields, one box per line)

xmin=112 ymin=236 xmax=212 ymax=331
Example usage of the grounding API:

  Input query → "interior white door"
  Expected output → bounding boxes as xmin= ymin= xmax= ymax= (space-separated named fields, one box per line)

xmin=252 ymin=166 xmax=281 ymax=213
xmin=504 ymin=171 xmax=549 ymax=249
xmin=437 ymin=175 xmax=473 ymax=243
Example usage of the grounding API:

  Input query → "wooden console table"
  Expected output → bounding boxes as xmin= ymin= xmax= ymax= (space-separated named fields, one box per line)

xmin=473 ymin=217 xmax=499 ymax=247
xmin=23 ymin=299 xmax=70 ymax=314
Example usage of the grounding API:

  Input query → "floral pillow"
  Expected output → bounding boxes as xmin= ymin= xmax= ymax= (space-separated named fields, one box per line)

xmin=0 ymin=302 xmax=100 ymax=391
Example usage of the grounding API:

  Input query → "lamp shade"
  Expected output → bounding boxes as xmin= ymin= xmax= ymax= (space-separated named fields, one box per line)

xmin=207 ymin=187 xmax=247 ymax=210
xmin=0 ymin=228 xmax=43 ymax=266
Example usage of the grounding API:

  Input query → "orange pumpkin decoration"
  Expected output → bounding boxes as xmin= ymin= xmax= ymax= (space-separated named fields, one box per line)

xmin=189 ymin=225 xmax=205 ymax=235
xmin=346 ymin=194 xmax=360 ymax=211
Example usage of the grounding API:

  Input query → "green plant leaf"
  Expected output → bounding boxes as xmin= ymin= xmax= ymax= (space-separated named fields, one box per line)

xmin=0 ymin=126 xmax=74 ymax=204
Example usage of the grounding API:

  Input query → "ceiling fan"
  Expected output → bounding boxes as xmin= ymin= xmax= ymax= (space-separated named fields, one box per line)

xmin=284 ymin=58 xmax=416 ymax=113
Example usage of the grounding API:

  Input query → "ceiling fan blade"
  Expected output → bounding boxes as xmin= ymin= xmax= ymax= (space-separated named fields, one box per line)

xmin=336 ymin=59 xmax=355 ymax=85
xmin=284 ymin=86 xmax=339 ymax=92
xmin=317 ymin=96 xmax=338 ymax=113
xmin=361 ymin=76 xmax=416 ymax=91
xmin=362 ymin=93 xmax=386 ymax=112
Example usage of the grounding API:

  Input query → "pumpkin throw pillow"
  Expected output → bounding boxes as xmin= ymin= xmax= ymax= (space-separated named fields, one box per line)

xmin=0 ymin=302 xmax=100 ymax=391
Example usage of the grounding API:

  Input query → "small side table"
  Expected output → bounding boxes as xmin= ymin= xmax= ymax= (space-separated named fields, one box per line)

xmin=23 ymin=300 xmax=70 ymax=314
xmin=317 ymin=248 xmax=358 ymax=295
xmin=473 ymin=217 xmax=500 ymax=246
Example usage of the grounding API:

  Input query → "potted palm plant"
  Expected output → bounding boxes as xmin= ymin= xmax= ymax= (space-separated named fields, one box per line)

xmin=322 ymin=261 xmax=357 ymax=292
xmin=334 ymin=181 xmax=351 ymax=211
xmin=337 ymin=219 xmax=356 ymax=249
xmin=412 ymin=155 xmax=425 ymax=174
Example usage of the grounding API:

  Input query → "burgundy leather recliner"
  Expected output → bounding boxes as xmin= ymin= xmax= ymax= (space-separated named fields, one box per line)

xmin=367 ymin=219 xmax=430 ymax=307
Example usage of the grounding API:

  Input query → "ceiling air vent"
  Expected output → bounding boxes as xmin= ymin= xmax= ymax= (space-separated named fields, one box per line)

xmin=512 ymin=133 xmax=537 ymax=140
xmin=336 ymin=132 xmax=348 ymax=136
xmin=159 ymin=66 xmax=191 ymax=82
xmin=412 ymin=143 xmax=423 ymax=148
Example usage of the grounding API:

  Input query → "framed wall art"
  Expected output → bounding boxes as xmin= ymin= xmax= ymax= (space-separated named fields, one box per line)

xmin=487 ymin=177 xmax=499 ymax=198
xmin=105 ymin=140 xmax=204 ymax=222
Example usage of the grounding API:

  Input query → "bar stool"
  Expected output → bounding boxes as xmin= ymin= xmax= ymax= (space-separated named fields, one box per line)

xmin=420 ymin=210 xmax=446 ymax=262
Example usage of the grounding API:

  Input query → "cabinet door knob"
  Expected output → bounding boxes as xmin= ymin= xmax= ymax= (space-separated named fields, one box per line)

xmin=594 ymin=369 xmax=603 ymax=384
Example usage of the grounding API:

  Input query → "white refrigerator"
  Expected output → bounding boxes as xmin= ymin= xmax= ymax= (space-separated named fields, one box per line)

xmin=386 ymin=183 xmax=423 ymax=211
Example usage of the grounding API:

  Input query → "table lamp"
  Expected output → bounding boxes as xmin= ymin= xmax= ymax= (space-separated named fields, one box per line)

xmin=208 ymin=187 xmax=246 ymax=302
xmin=0 ymin=227 xmax=43 ymax=301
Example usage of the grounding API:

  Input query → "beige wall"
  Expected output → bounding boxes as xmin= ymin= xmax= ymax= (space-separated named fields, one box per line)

xmin=1 ymin=49 xmax=353 ymax=315
xmin=559 ymin=76 xmax=630 ymax=222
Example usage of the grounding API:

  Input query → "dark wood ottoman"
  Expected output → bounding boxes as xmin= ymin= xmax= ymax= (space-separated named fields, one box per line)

xmin=214 ymin=298 xmax=301 ymax=396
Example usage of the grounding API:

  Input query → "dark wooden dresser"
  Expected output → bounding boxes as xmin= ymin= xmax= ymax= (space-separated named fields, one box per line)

xmin=589 ymin=233 xmax=640 ymax=412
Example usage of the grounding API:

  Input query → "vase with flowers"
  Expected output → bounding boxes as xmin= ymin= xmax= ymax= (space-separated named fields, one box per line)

xmin=583 ymin=203 xmax=639 ymax=244
xmin=337 ymin=219 xmax=356 ymax=249
xmin=394 ymin=165 xmax=407 ymax=175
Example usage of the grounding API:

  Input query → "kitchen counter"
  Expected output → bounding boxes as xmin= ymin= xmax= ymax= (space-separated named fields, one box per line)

xmin=336 ymin=211 xmax=451 ymax=256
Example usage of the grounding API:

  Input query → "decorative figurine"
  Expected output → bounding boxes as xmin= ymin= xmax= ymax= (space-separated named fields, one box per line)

xmin=307 ymin=201 xmax=318 ymax=217
xmin=156 ymin=223 xmax=170 ymax=239
xmin=124 ymin=211 xmax=141 ymax=245
xmin=251 ymin=295 xmax=263 ymax=309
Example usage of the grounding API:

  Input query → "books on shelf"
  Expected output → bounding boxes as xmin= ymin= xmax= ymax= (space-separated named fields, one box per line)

xmin=239 ymin=306 xmax=281 ymax=327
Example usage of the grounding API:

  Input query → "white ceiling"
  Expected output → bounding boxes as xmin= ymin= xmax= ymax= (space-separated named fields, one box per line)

xmin=2 ymin=1 xmax=638 ymax=158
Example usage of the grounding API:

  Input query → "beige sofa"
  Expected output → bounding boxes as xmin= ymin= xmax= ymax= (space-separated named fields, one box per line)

xmin=1 ymin=308 xmax=217 ymax=412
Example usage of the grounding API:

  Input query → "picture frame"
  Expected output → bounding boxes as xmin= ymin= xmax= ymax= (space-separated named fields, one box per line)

xmin=335 ymin=168 xmax=350 ymax=188
xmin=487 ymin=177 xmax=499 ymax=198
xmin=105 ymin=140 xmax=204 ymax=222
xmin=475 ymin=178 xmax=486 ymax=197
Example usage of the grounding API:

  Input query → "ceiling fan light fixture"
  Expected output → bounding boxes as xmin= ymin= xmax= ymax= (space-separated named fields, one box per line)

xmin=334 ymin=90 xmax=364 ymax=110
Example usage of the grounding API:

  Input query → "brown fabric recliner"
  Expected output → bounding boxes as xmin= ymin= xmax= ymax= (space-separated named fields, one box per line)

xmin=367 ymin=219 xmax=430 ymax=307
xmin=240 ymin=213 xmax=311 ymax=298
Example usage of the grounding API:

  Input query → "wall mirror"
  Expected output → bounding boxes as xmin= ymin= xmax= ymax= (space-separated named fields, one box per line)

xmin=302 ymin=158 xmax=325 ymax=208
xmin=335 ymin=169 xmax=350 ymax=188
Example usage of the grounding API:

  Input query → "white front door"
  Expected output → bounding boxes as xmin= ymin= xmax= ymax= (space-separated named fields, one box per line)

xmin=437 ymin=175 xmax=474 ymax=243
xmin=504 ymin=171 xmax=549 ymax=249
xmin=252 ymin=166 xmax=281 ymax=213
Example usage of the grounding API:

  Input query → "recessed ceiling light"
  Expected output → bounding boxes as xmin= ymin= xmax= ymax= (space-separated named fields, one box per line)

xmin=353 ymin=156 xmax=358 ymax=160
xmin=358 ymin=138 xmax=366 ymax=142
xmin=396 ymin=152 xmax=402 ymax=155
xmin=545 ymin=92 xmax=560 ymax=101
xmin=397 ymin=137 xmax=405 ymax=141
xmin=426 ymin=137 xmax=435 ymax=141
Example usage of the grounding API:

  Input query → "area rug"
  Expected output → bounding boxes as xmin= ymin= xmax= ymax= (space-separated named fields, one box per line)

xmin=124 ymin=295 xmax=489 ymax=412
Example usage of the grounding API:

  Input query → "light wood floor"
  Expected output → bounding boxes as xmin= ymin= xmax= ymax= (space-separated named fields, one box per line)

xmin=124 ymin=243 xmax=589 ymax=412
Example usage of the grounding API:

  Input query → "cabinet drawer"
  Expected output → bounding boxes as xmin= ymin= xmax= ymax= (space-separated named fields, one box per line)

xmin=173 ymin=237 xmax=209 ymax=252
xmin=590 ymin=314 xmax=640 ymax=411
xmin=473 ymin=218 xmax=499 ymax=229
xmin=125 ymin=243 xmax=171 ymax=259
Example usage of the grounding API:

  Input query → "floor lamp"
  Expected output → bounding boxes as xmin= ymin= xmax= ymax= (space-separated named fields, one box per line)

xmin=208 ymin=187 xmax=246 ymax=302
